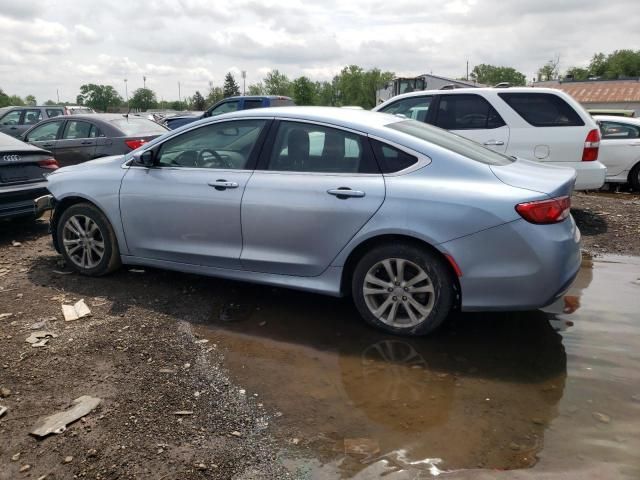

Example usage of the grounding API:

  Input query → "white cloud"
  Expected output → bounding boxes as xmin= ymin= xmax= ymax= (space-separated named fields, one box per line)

xmin=0 ymin=0 xmax=638 ymax=102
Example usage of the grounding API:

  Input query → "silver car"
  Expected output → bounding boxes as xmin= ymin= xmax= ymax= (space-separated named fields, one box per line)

xmin=42 ymin=107 xmax=582 ymax=336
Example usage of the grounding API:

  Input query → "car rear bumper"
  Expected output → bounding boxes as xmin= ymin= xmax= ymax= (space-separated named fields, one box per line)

xmin=545 ymin=160 xmax=606 ymax=190
xmin=0 ymin=184 xmax=49 ymax=219
xmin=439 ymin=216 xmax=582 ymax=311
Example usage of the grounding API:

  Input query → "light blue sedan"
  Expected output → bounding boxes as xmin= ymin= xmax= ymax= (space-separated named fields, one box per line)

xmin=40 ymin=107 xmax=581 ymax=335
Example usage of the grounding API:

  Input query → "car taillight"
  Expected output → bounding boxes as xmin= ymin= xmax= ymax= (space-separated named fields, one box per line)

xmin=125 ymin=139 xmax=147 ymax=150
xmin=516 ymin=196 xmax=571 ymax=224
xmin=38 ymin=158 xmax=59 ymax=170
xmin=582 ymin=129 xmax=600 ymax=161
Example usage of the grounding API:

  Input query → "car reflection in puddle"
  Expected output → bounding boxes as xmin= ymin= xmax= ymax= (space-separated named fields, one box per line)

xmin=197 ymin=254 xmax=640 ymax=478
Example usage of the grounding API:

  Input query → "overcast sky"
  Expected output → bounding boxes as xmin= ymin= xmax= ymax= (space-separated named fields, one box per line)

xmin=0 ymin=0 xmax=637 ymax=103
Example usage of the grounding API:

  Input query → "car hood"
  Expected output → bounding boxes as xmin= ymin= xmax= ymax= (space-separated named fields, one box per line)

xmin=490 ymin=157 xmax=577 ymax=198
xmin=49 ymin=155 xmax=125 ymax=175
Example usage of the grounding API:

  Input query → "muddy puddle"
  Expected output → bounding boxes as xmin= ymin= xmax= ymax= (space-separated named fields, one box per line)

xmin=196 ymin=255 xmax=640 ymax=478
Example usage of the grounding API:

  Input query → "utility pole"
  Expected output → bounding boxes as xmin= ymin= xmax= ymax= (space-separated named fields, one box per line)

xmin=466 ymin=60 xmax=469 ymax=81
xmin=241 ymin=70 xmax=246 ymax=96
xmin=56 ymin=89 xmax=60 ymax=104
xmin=124 ymin=79 xmax=128 ymax=108
xmin=143 ymin=76 xmax=147 ymax=89
xmin=178 ymin=81 xmax=181 ymax=110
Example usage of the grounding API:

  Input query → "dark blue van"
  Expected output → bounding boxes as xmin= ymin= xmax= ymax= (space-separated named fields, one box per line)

xmin=163 ymin=96 xmax=295 ymax=130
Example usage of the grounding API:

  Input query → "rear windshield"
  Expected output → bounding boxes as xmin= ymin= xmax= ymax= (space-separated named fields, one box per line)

xmin=387 ymin=119 xmax=514 ymax=166
xmin=498 ymin=92 xmax=585 ymax=127
xmin=110 ymin=118 xmax=167 ymax=136
xmin=270 ymin=98 xmax=295 ymax=107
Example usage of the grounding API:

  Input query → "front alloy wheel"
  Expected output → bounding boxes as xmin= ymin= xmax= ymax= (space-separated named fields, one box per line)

xmin=63 ymin=215 xmax=106 ymax=269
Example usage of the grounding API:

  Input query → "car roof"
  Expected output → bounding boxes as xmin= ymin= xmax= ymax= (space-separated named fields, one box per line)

xmin=379 ymin=86 xmax=569 ymax=102
xmin=220 ymin=106 xmax=403 ymax=131
xmin=592 ymin=115 xmax=640 ymax=125
xmin=0 ymin=131 xmax=47 ymax=153
xmin=223 ymin=95 xmax=293 ymax=101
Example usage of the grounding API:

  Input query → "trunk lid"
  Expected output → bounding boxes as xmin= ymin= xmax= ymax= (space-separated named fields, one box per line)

xmin=490 ymin=157 xmax=576 ymax=198
xmin=0 ymin=138 xmax=53 ymax=186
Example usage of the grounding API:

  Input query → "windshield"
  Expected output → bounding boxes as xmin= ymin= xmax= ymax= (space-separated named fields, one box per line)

xmin=387 ymin=120 xmax=514 ymax=166
xmin=110 ymin=118 xmax=167 ymax=136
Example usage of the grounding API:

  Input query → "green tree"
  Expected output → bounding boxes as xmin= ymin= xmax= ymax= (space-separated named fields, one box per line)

xmin=364 ymin=68 xmax=395 ymax=108
xmin=44 ymin=99 xmax=58 ymax=106
xmin=604 ymin=49 xmax=640 ymax=78
xmin=206 ymin=86 xmax=224 ymax=105
xmin=470 ymin=64 xmax=527 ymax=86
xmin=169 ymin=100 xmax=183 ymax=111
xmin=78 ymin=84 xmax=123 ymax=112
xmin=291 ymin=76 xmax=317 ymax=105
xmin=223 ymin=73 xmax=240 ymax=97
xmin=316 ymin=81 xmax=337 ymax=106
xmin=8 ymin=95 xmax=25 ymax=106
xmin=247 ymin=82 xmax=265 ymax=95
xmin=24 ymin=95 xmax=37 ymax=106
xmin=192 ymin=91 xmax=206 ymax=110
xmin=589 ymin=53 xmax=608 ymax=77
xmin=537 ymin=56 xmax=560 ymax=81
xmin=565 ymin=67 xmax=590 ymax=81
xmin=263 ymin=70 xmax=291 ymax=96
xmin=129 ymin=88 xmax=157 ymax=111
xmin=0 ymin=89 xmax=9 ymax=108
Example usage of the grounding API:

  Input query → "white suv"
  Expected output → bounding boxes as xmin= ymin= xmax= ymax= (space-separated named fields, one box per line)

xmin=373 ymin=87 xmax=606 ymax=190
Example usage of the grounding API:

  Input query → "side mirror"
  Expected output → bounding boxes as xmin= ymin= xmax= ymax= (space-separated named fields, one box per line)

xmin=133 ymin=150 xmax=155 ymax=167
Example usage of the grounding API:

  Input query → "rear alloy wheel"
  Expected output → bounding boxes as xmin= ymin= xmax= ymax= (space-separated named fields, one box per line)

xmin=57 ymin=203 xmax=121 ymax=276
xmin=352 ymin=244 xmax=454 ymax=336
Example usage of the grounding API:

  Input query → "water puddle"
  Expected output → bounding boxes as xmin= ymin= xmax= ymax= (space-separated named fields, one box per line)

xmin=196 ymin=255 xmax=640 ymax=478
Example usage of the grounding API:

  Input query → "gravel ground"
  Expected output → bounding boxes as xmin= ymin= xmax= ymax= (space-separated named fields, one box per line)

xmin=0 ymin=191 xmax=637 ymax=479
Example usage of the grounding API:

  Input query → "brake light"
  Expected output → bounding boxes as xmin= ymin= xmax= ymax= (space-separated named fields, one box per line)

xmin=516 ymin=196 xmax=571 ymax=224
xmin=125 ymin=139 xmax=147 ymax=150
xmin=582 ymin=129 xmax=600 ymax=161
xmin=38 ymin=158 xmax=59 ymax=170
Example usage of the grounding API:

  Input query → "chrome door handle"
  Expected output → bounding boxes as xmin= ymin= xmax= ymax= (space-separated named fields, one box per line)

xmin=483 ymin=140 xmax=505 ymax=146
xmin=80 ymin=141 xmax=95 ymax=145
xmin=208 ymin=179 xmax=239 ymax=190
xmin=327 ymin=188 xmax=365 ymax=199
xmin=42 ymin=143 xmax=54 ymax=147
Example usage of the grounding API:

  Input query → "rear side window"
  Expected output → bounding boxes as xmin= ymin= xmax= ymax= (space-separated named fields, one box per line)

xmin=46 ymin=109 xmax=64 ymax=118
xmin=62 ymin=121 xmax=96 ymax=139
xmin=499 ymin=92 xmax=585 ymax=127
xmin=23 ymin=109 xmax=43 ymax=125
xmin=387 ymin=119 xmax=514 ymax=166
xmin=370 ymin=140 xmax=418 ymax=173
xmin=436 ymin=94 xmax=505 ymax=130
xmin=243 ymin=100 xmax=264 ymax=110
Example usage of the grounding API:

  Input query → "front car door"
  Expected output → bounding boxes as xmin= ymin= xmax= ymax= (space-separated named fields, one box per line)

xmin=598 ymin=119 xmax=640 ymax=177
xmin=240 ymin=120 xmax=385 ymax=276
xmin=54 ymin=120 xmax=98 ymax=166
xmin=206 ymin=100 xmax=240 ymax=118
xmin=434 ymin=94 xmax=510 ymax=153
xmin=119 ymin=118 xmax=270 ymax=269
xmin=23 ymin=120 xmax=64 ymax=151
xmin=376 ymin=95 xmax=434 ymax=123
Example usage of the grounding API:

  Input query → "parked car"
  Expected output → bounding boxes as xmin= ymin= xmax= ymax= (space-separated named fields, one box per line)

xmin=373 ymin=87 xmax=606 ymax=191
xmin=22 ymin=114 xmax=168 ymax=167
xmin=0 ymin=132 xmax=59 ymax=220
xmin=594 ymin=115 xmax=640 ymax=189
xmin=63 ymin=105 xmax=96 ymax=115
xmin=40 ymin=107 xmax=581 ymax=336
xmin=163 ymin=96 xmax=295 ymax=130
xmin=0 ymin=106 xmax=65 ymax=139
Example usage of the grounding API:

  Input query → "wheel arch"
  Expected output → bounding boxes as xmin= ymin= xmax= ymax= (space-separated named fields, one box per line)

xmin=339 ymin=233 xmax=461 ymax=306
xmin=51 ymin=196 xmax=118 ymax=253
xmin=627 ymin=159 xmax=640 ymax=189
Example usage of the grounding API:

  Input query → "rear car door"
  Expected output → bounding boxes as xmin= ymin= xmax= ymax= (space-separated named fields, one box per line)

xmin=598 ymin=120 xmax=640 ymax=176
xmin=240 ymin=120 xmax=385 ymax=276
xmin=119 ymin=118 xmax=269 ymax=269
xmin=0 ymin=109 xmax=25 ymax=138
xmin=434 ymin=94 xmax=509 ymax=153
xmin=23 ymin=120 xmax=64 ymax=152
xmin=54 ymin=120 xmax=98 ymax=166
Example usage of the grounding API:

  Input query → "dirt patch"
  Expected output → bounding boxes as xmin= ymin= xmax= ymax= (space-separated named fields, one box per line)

xmin=572 ymin=191 xmax=640 ymax=256
xmin=0 ymin=221 xmax=290 ymax=480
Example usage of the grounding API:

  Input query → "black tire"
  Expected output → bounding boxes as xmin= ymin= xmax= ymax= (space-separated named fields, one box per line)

xmin=351 ymin=243 xmax=455 ymax=336
xmin=629 ymin=163 xmax=640 ymax=191
xmin=56 ymin=202 xmax=121 ymax=276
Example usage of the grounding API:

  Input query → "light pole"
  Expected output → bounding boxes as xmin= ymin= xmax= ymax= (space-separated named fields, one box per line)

xmin=241 ymin=70 xmax=246 ymax=96
xmin=124 ymin=78 xmax=128 ymax=108
xmin=143 ymin=76 xmax=147 ymax=89
xmin=178 ymin=81 xmax=181 ymax=110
